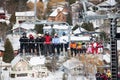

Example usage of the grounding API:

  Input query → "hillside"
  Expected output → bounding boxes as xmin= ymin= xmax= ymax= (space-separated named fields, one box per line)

xmin=0 ymin=0 xmax=67 ymax=14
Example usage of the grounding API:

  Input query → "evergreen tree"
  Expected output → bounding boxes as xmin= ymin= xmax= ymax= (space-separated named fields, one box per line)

xmin=81 ymin=22 xmax=95 ymax=31
xmin=72 ymin=24 xmax=79 ymax=31
xmin=62 ymin=73 xmax=68 ymax=80
xmin=115 ymin=0 xmax=120 ymax=3
xmin=66 ymin=0 xmax=76 ymax=5
xmin=3 ymin=38 xmax=14 ymax=63
xmin=100 ymin=31 xmax=109 ymax=42
xmin=9 ymin=13 xmax=16 ymax=24
xmin=34 ymin=24 xmax=44 ymax=34
xmin=66 ymin=12 xmax=72 ymax=25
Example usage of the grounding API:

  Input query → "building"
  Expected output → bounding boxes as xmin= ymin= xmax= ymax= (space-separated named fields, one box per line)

xmin=97 ymin=0 xmax=117 ymax=11
xmin=48 ymin=7 xmax=68 ymax=22
xmin=63 ymin=58 xmax=84 ymax=75
xmin=0 ymin=7 xmax=10 ymax=24
xmin=15 ymin=11 xmax=35 ymax=24
xmin=0 ymin=8 xmax=6 ymax=19
xmin=13 ymin=11 xmax=35 ymax=35
xmin=10 ymin=55 xmax=50 ymax=79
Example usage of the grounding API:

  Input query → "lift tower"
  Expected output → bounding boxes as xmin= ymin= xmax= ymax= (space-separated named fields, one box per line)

xmin=110 ymin=16 xmax=118 ymax=80
xmin=80 ymin=0 xmax=120 ymax=79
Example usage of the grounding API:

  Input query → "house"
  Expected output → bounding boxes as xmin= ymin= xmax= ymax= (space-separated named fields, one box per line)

xmin=15 ymin=11 xmax=35 ymax=24
xmin=13 ymin=11 xmax=35 ymax=35
xmin=97 ymin=0 xmax=117 ymax=11
xmin=10 ymin=56 xmax=31 ymax=78
xmin=71 ymin=0 xmax=105 ymax=28
xmin=88 ymin=0 xmax=107 ymax=5
xmin=62 ymin=58 xmax=84 ymax=75
xmin=0 ymin=7 xmax=10 ymax=24
xmin=0 ymin=8 xmax=6 ymax=19
xmin=10 ymin=55 xmax=50 ymax=78
xmin=29 ymin=56 xmax=49 ymax=78
xmin=48 ymin=7 xmax=68 ymax=22
xmin=12 ymin=23 xmax=35 ymax=35
xmin=43 ymin=24 xmax=69 ymax=36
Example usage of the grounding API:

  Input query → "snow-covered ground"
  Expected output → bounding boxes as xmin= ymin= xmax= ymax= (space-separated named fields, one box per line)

xmin=117 ymin=40 xmax=120 ymax=50
xmin=1 ymin=70 xmax=94 ymax=80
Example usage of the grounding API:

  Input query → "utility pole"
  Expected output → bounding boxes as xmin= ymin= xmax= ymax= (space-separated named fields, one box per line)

xmin=34 ymin=0 xmax=37 ymax=21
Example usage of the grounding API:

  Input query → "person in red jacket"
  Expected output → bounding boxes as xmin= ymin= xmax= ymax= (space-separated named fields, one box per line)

xmin=44 ymin=32 xmax=52 ymax=56
xmin=91 ymin=41 xmax=98 ymax=54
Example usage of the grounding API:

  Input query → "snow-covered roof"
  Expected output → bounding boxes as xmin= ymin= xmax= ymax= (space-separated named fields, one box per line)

xmin=13 ymin=23 xmax=35 ymax=30
xmin=86 ymin=11 xmax=97 ymax=16
xmin=60 ymin=35 xmax=90 ymax=42
xmin=73 ymin=28 xmax=87 ymax=34
xmin=43 ymin=25 xmax=68 ymax=30
xmin=118 ymin=41 xmax=120 ymax=50
xmin=11 ymin=55 xmax=22 ymax=67
xmin=15 ymin=11 xmax=35 ymax=16
xmin=63 ymin=58 xmax=83 ymax=70
xmin=29 ymin=56 xmax=46 ymax=66
xmin=49 ymin=7 xmax=63 ymax=17
xmin=0 ymin=61 xmax=11 ymax=67
xmin=0 ymin=42 xmax=4 ymax=51
xmin=0 ymin=8 xmax=4 ymax=13
xmin=0 ymin=19 xmax=6 ymax=22
xmin=97 ymin=0 xmax=117 ymax=6
xmin=27 ymin=0 xmax=39 ymax=3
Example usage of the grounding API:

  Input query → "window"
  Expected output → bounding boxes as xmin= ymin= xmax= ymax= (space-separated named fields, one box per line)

xmin=17 ymin=73 xmax=27 ymax=77
xmin=10 ymin=74 xmax=15 ymax=78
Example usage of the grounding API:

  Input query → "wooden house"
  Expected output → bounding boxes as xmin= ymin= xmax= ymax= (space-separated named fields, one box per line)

xmin=48 ymin=7 xmax=68 ymax=22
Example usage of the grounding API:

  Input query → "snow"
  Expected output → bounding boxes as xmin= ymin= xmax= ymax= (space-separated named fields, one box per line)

xmin=7 ymin=35 xmax=20 ymax=50
xmin=0 ymin=60 xmax=11 ymax=67
xmin=60 ymin=35 xmax=90 ymax=42
xmin=63 ymin=58 xmax=83 ymax=70
xmin=27 ymin=0 xmax=39 ymax=3
xmin=11 ymin=55 xmax=21 ymax=67
xmin=0 ymin=7 xmax=5 ymax=13
xmin=29 ymin=56 xmax=46 ymax=65
xmin=49 ymin=7 xmax=63 ymax=17
xmin=9 ymin=71 xmax=64 ymax=80
xmin=103 ymin=53 xmax=111 ymax=63
xmin=67 ymin=74 xmax=90 ymax=80
xmin=97 ymin=0 xmax=117 ymax=6
xmin=1 ymin=70 xmax=10 ymax=80
xmin=42 ymin=0 xmax=49 ymax=2
xmin=11 ymin=77 xmax=40 ymax=80
xmin=73 ymin=28 xmax=87 ymax=34
xmin=86 ymin=11 xmax=97 ymax=16
xmin=0 ymin=42 xmax=4 ymax=51
xmin=13 ymin=23 xmax=35 ymax=30
xmin=15 ymin=11 xmax=35 ymax=16
xmin=43 ymin=25 xmax=68 ymax=30
xmin=60 ymin=36 xmax=69 ymax=43
xmin=118 ymin=41 xmax=120 ymax=50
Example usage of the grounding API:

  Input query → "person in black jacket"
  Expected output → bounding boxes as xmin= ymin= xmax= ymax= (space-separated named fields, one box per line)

xmin=19 ymin=32 xmax=29 ymax=54
xmin=35 ymin=34 xmax=44 ymax=56
xmin=95 ymin=71 xmax=101 ymax=80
